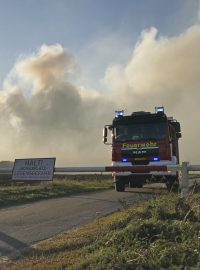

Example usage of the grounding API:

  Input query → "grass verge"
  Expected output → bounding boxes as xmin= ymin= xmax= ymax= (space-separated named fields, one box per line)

xmin=2 ymin=192 xmax=200 ymax=270
xmin=0 ymin=178 xmax=113 ymax=208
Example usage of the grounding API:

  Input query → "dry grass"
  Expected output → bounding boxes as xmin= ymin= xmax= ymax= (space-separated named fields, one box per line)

xmin=0 ymin=177 xmax=113 ymax=208
xmin=2 ymin=191 xmax=200 ymax=270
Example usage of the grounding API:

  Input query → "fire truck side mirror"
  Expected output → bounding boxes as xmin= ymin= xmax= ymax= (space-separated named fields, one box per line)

xmin=172 ymin=122 xmax=181 ymax=132
xmin=103 ymin=127 xmax=108 ymax=143
xmin=103 ymin=137 xmax=107 ymax=143
xmin=177 ymin=132 xmax=182 ymax=139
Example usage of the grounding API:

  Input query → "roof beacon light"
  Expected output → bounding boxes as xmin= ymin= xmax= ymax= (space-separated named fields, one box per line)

xmin=155 ymin=106 xmax=164 ymax=113
xmin=115 ymin=110 xmax=124 ymax=118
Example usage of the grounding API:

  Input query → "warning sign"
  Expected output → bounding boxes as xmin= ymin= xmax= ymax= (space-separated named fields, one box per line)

xmin=12 ymin=158 xmax=56 ymax=181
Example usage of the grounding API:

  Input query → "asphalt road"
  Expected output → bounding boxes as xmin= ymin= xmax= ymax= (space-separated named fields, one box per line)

xmin=0 ymin=187 xmax=162 ymax=259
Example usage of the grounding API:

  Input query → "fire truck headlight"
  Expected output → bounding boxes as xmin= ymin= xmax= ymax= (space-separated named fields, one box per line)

xmin=151 ymin=156 xmax=160 ymax=161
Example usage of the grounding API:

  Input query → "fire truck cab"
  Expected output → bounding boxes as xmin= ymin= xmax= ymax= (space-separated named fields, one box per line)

xmin=103 ymin=107 xmax=181 ymax=192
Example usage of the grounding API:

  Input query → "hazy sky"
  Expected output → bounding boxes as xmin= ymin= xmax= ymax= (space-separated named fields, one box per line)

xmin=0 ymin=0 xmax=200 ymax=165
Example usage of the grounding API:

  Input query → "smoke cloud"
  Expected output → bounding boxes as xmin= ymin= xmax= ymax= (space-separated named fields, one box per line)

xmin=105 ymin=25 xmax=200 ymax=163
xmin=1 ymin=24 xmax=200 ymax=165
xmin=0 ymin=44 xmax=115 ymax=165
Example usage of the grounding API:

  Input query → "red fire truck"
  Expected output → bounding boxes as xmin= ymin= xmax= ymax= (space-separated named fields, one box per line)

xmin=103 ymin=107 xmax=181 ymax=192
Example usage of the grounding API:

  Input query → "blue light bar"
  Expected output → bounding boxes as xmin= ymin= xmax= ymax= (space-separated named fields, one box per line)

xmin=155 ymin=106 xmax=164 ymax=113
xmin=122 ymin=158 xmax=128 ymax=162
xmin=151 ymin=156 xmax=160 ymax=161
xmin=115 ymin=110 xmax=124 ymax=118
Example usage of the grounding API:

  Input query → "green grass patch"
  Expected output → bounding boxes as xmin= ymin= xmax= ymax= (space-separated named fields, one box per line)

xmin=2 ymin=192 xmax=200 ymax=270
xmin=0 ymin=179 xmax=113 ymax=208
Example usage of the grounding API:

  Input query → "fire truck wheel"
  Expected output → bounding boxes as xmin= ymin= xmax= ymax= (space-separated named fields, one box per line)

xmin=115 ymin=177 xmax=125 ymax=192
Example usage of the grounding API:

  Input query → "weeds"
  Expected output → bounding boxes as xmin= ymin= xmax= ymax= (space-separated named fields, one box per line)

xmin=3 ymin=192 xmax=200 ymax=270
xmin=80 ymin=193 xmax=200 ymax=270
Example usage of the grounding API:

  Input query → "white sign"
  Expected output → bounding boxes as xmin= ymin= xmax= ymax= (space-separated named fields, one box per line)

xmin=12 ymin=158 xmax=56 ymax=181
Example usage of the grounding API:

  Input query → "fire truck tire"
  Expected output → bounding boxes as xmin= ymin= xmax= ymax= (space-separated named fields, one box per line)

xmin=115 ymin=177 xmax=125 ymax=192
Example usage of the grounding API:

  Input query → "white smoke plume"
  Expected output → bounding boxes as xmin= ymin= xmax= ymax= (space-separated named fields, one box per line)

xmin=1 ymin=24 xmax=200 ymax=165
xmin=105 ymin=25 xmax=200 ymax=163
xmin=0 ymin=44 xmax=115 ymax=165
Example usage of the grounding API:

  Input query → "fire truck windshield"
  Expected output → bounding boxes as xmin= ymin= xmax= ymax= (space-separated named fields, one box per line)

xmin=115 ymin=122 xmax=167 ymax=142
